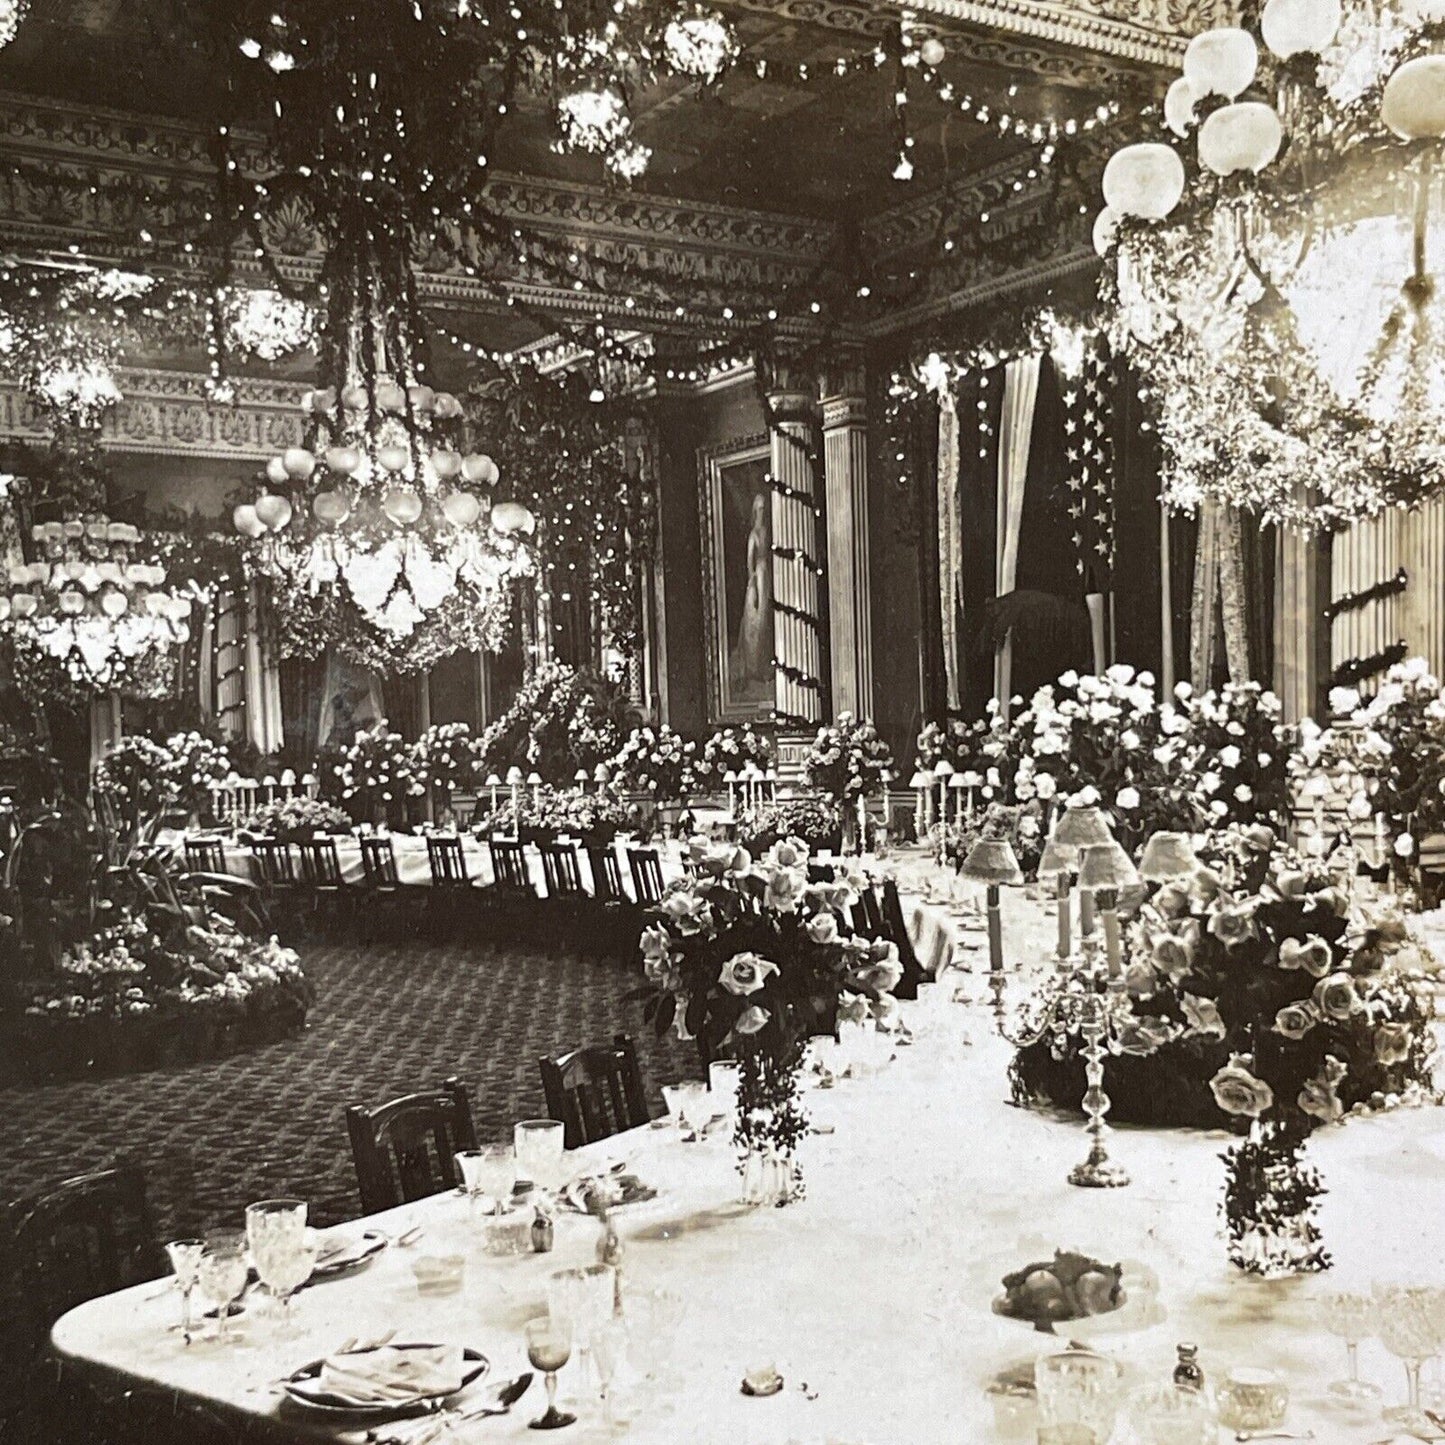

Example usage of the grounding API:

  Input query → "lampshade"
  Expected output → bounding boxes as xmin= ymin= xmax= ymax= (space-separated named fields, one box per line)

xmin=1037 ymin=838 xmax=1079 ymax=878
xmin=1137 ymin=831 xmax=1198 ymax=882
xmin=948 ymin=773 xmax=967 ymax=790
xmin=1077 ymin=841 xmax=1142 ymax=893
xmin=1300 ymin=773 xmax=1332 ymax=799
xmin=910 ymin=770 xmax=933 ymax=788
xmin=933 ymin=759 xmax=956 ymax=779
xmin=1053 ymin=803 xmax=1113 ymax=848
xmin=959 ymin=770 xmax=984 ymax=788
xmin=961 ymin=838 xmax=1025 ymax=887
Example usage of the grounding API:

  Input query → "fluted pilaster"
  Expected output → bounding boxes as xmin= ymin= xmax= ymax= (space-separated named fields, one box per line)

xmin=822 ymin=389 xmax=873 ymax=720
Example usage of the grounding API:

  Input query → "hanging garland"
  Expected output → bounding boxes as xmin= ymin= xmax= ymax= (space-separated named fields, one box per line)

xmin=1328 ymin=642 xmax=1409 ymax=691
xmin=1322 ymin=568 xmax=1409 ymax=623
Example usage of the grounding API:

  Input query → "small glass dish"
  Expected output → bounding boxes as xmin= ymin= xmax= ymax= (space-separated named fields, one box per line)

xmin=1217 ymin=1367 xmax=1288 ymax=1432
xmin=479 ymin=1211 xmax=533 ymax=1257
xmin=409 ymin=1252 xmax=466 ymax=1296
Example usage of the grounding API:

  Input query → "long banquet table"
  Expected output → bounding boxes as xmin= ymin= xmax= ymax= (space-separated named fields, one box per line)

xmin=51 ymin=952 xmax=1445 ymax=1444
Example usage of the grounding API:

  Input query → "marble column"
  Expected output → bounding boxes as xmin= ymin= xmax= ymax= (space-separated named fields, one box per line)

xmin=768 ymin=385 xmax=825 ymax=729
xmin=821 ymin=386 xmax=874 ymax=721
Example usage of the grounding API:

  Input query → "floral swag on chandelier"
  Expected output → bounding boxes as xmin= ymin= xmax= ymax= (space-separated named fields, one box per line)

xmin=1095 ymin=0 xmax=1445 ymax=528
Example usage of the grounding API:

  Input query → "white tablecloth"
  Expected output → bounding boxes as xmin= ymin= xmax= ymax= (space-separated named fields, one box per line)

xmin=51 ymin=953 xmax=1445 ymax=1444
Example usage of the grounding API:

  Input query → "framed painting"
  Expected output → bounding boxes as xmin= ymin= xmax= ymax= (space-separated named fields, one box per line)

xmin=699 ymin=435 xmax=774 ymax=724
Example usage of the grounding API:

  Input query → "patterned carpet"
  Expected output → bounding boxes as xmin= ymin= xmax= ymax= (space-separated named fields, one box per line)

xmin=0 ymin=938 xmax=691 ymax=1238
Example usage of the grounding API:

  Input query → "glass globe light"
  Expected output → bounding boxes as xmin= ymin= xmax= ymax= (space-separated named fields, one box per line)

xmin=1183 ymin=27 xmax=1259 ymax=99
xmin=1092 ymin=207 xmax=1119 ymax=257
xmin=1164 ymin=76 xmax=1199 ymax=138
xmin=1102 ymin=143 xmax=1186 ymax=221
xmin=1198 ymin=101 xmax=1284 ymax=175
xmin=1382 ymin=56 xmax=1445 ymax=140
xmin=1261 ymin=0 xmax=1342 ymax=59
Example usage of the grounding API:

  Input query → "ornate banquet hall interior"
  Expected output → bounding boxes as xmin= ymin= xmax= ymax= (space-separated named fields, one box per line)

xmin=3 ymin=0 xmax=1445 ymax=1440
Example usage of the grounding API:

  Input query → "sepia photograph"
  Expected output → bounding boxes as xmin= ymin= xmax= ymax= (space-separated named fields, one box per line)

xmin=0 ymin=1 xmax=1443 ymax=1442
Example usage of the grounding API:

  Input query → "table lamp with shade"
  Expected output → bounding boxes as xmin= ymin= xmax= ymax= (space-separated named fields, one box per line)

xmin=948 ymin=770 xmax=967 ymax=826
xmin=1138 ymin=831 xmax=1197 ymax=885
xmin=1300 ymin=773 xmax=1332 ymax=853
xmin=932 ymin=759 xmax=955 ymax=828
xmin=959 ymin=770 xmax=984 ymax=824
xmin=1053 ymin=802 xmax=1114 ymax=940
xmin=961 ymin=837 xmax=1024 ymax=973
xmin=1037 ymin=836 xmax=1079 ymax=962
xmin=910 ymin=769 xmax=933 ymax=838
xmin=1076 ymin=841 xmax=1141 ymax=979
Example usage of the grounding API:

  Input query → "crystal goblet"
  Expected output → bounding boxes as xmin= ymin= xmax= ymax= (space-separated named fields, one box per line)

xmin=1375 ymin=1282 xmax=1441 ymax=1433
xmin=1322 ymin=1289 xmax=1382 ymax=1401
xmin=196 ymin=1233 xmax=249 ymax=1346
xmin=525 ymin=1314 xmax=576 ymax=1430
xmin=164 ymin=1238 xmax=205 ymax=1340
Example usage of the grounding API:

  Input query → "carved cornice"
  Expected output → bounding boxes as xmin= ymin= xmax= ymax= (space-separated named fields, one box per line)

xmin=0 ymin=368 xmax=307 ymax=459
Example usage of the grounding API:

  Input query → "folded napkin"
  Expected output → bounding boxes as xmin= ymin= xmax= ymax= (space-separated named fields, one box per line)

xmin=316 ymin=1345 xmax=466 ymax=1405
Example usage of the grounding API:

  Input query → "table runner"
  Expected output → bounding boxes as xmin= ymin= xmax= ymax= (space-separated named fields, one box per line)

xmin=51 ymin=955 xmax=1445 ymax=1443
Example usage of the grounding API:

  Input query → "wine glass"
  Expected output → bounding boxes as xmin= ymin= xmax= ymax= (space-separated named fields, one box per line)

xmin=707 ymin=1059 xmax=740 ymax=1128
xmin=246 ymin=1199 xmax=308 ymax=1327
xmin=1375 ymin=1282 xmax=1441 ymax=1432
xmin=591 ymin=1317 xmax=626 ymax=1435
xmin=1322 ymin=1289 xmax=1382 ymax=1401
xmin=457 ymin=1145 xmax=516 ymax=1216
xmin=196 ymin=1233 xmax=249 ymax=1346
xmin=626 ymin=1288 xmax=685 ymax=1391
xmin=164 ymin=1239 xmax=205 ymax=1340
xmin=525 ymin=1314 xmax=576 ymax=1430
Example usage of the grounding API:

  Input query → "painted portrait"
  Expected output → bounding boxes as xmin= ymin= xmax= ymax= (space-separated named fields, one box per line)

xmin=700 ymin=438 xmax=774 ymax=722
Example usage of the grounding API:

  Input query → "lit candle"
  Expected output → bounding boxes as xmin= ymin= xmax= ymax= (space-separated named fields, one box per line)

xmin=725 ymin=770 xmax=738 ymax=815
xmin=528 ymin=771 xmax=543 ymax=808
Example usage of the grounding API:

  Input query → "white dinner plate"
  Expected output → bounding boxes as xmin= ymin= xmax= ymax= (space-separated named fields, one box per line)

xmin=282 ymin=1344 xmax=489 ymax=1416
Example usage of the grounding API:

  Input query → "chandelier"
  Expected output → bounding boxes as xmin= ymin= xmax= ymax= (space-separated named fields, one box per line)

xmin=235 ymin=375 xmax=534 ymax=645
xmin=0 ymin=516 xmax=195 ymax=691
xmin=1095 ymin=0 xmax=1445 ymax=527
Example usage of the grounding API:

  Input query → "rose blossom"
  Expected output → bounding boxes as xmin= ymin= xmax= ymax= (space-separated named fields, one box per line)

xmin=1313 ymin=973 xmax=1362 ymax=1021
xmin=659 ymin=889 xmax=711 ymax=934
xmin=1115 ymin=1016 xmax=1179 ymax=1056
xmin=1152 ymin=883 xmax=1191 ymax=919
xmin=806 ymin=912 xmax=839 ymax=945
xmin=853 ymin=940 xmax=902 ymax=994
xmin=1274 ymin=1002 xmax=1318 ymax=1040
xmin=733 ymin=1005 xmax=770 ymax=1037
xmin=1209 ymin=1056 xmax=1274 ymax=1118
xmin=718 ymin=952 xmax=778 ymax=997
xmin=1124 ymin=960 xmax=1158 ymax=998
xmin=1116 ymin=786 xmax=1141 ymax=811
xmin=1207 ymin=902 xmax=1257 ymax=947
xmin=640 ymin=925 xmax=670 ymax=962
xmin=767 ymin=838 xmax=810 ymax=870
xmin=1375 ymin=1021 xmax=1414 ymax=1066
xmin=1278 ymin=936 xmax=1332 ymax=978
xmin=1298 ymin=1056 xmax=1347 ymax=1125
xmin=1181 ymin=993 xmax=1226 ymax=1040
xmin=764 ymin=866 xmax=806 ymax=914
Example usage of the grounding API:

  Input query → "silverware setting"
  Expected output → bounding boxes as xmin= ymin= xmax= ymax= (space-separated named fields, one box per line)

xmin=1234 ymin=1431 xmax=1315 ymax=1442
xmin=361 ymin=1373 xmax=533 ymax=1444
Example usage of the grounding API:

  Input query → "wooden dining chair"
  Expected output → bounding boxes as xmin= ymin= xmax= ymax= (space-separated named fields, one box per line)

xmin=297 ymin=837 xmax=350 ymax=936
xmin=539 ymin=1034 xmax=651 ymax=1150
xmin=880 ymin=878 xmax=925 ymax=999
xmin=626 ymin=846 xmax=665 ymax=906
xmin=4 ymin=1163 xmax=166 ymax=1352
xmin=587 ymin=845 xmax=626 ymax=905
xmin=249 ymin=837 xmax=298 ymax=889
xmin=488 ymin=837 xmax=534 ymax=893
xmin=183 ymin=836 xmax=227 ymax=875
xmin=360 ymin=834 xmax=402 ymax=890
xmin=357 ymin=834 xmax=414 ymax=940
xmin=426 ymin=835 xmax=471 ymax=887
xmin=345 ymin=1077 xmax=479 ymax=1215
xmin=539 ymin=839 xmax=586 ymax=898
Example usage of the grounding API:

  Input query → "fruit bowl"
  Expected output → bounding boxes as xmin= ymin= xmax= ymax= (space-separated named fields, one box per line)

xmin=991 ymin=1249 xmax=1127 ymax=1334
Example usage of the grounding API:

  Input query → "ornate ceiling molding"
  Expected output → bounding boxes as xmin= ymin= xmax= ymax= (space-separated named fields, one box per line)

xmin=0 ymin=368 xmax=307 ymax=459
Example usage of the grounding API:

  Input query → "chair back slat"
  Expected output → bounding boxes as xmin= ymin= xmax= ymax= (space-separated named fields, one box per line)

xmin=587 ymin=846 xmax=626 ymax=904
xmin=426 ymin=835 xmax=470 ymax=888
xmin=627 ymin=847 xmax=665 ymax=905
xmin=345 ymin=1077 xmax=478 ymax=1215
xmin=489 ymin=838 xmax=534 ymax=893
xmin=250 ymin=838 xmax=297 ymax=886
xmin=540 ymin=840 xmax=585 ymax=898
xmin=880 ymin=879 xmax=924 ymax=999
xmin=359 ymin=835 xmax=401 ymax=888
xmin=539 ymin=1034 xmax=650 ymax=1150
xmin=185 ymin=837 xmax=227 ymax=875
xmin=5 ymin=1164 xmax=164 ymax=1349
xmin=297 ymin=837 xmax=344 ymax=888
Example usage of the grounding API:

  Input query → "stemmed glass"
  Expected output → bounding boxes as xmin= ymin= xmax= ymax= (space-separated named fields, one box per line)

xmin=525 ymin=1314 xmax=576 ymax=1430
xmin=457 ymin=1145 xmax=516 ymax=1217
xmin=196 ymin=1233 xmax=249 ymax=1346
xmin=164 ymin=1239 xmax=205 ymax=1340
xmin=246 ymin=1199 xmax=312 ymax=1332
xmin=625 ymin=1288 xmax=685 ymax=1393
xmin=1375 ymin=1282 xmax=1441 ymax=1432
xmin=1323 ymin=1289 xmax=1382 ymax=1401
xmin=707 ymin=1059 xmax=740 ymax=1130
xmin=591 ymin=1317 xmax=626 ymax=1435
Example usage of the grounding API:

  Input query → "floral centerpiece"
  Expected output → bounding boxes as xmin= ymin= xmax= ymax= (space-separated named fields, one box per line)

xmin=475 ymin=661 xmax=620 ymax=785
xmin=609 ymin=724 xmax=696 ymax=804
xmin=94 ymin=738 xmax=178 ymax=831
xmin=158 ymin=731 xmax=235 ymax=818
xmin=741 ymin=796 xmax=842 ymax=854
xmin=472 ymin=784 xmax=638 ymax=845
xmin=696 ymin=724 xmax=773 ymax=790
xmin=1011 ymin=825 xmax=1435 ymax=1275
xmin=1177 ymin=681 xmax=1293 ymax=831
xmin=411 ymin=722 xmax=481 ymax=809
xmin=805 ymin=712 xmax=893 ymax=802
xmin=331 ymin=720 xmax=424 ymax=824
xmin=638 ymin=836 xmax=901 ymax=1203
xmin=243 ymin=796 xmax=353 ymax=841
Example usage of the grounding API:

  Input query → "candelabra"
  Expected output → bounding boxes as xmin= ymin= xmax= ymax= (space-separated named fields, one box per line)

xmin=990 ymin=939 xmax=1136 ymax=1189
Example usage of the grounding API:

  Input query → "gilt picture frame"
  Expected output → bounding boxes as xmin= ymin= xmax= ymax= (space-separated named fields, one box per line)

xmin=698 ymin=435 xmax=773 ymax=724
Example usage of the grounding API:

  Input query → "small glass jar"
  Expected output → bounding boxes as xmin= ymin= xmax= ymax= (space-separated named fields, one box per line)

xmin=1217 ymin=1367 xmax=1288 ymax=1432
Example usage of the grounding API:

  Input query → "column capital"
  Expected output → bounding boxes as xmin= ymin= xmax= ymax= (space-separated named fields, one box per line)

xmin=821 ymin=393 xmax=868 ymax=431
